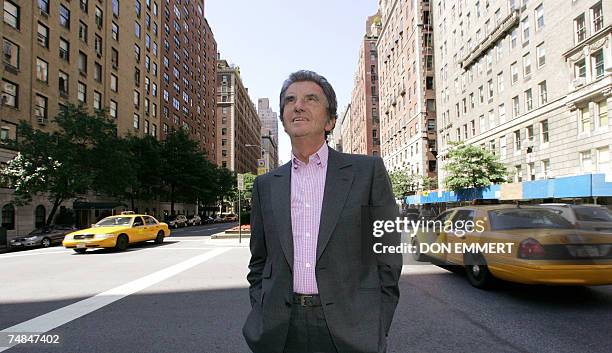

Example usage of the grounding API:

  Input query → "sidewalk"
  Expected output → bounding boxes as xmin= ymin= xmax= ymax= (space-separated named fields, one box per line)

xmin=208 ymin=232 xmax=250 ymax=247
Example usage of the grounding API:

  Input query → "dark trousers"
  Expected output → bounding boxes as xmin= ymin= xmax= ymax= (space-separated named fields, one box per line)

xmin=283 ymin=300 xmax=338 ymax=353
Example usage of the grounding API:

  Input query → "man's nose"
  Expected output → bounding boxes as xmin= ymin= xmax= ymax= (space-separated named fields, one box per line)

xmin=293 ymin=97 xmax=306 ymax=111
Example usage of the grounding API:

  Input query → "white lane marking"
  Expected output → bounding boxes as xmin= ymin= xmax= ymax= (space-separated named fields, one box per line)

xmin=401 ymin=265 xmax=451 ymax=275
xmin=0 ymin=250 xmax=67 ymax=259
xmin=0 ymin=247 xmax=232 ymax=352
xmin=148 ymin=247 xmax=215 ymax=250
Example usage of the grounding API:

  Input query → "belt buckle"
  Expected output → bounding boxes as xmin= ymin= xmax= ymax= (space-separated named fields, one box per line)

xmin=299 ymin=295 xmax=313 ymax=306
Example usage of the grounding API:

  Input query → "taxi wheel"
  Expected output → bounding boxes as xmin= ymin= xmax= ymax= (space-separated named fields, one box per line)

xmin=115 ymin=235 xmax=129 ymax=252
xmin=465 ymin=253 xmax=495 ymax=289
xmin=41 ymin=238 xmax=52 ymax=248
xmin=154 ymin=231 xmax=165 ymax=244
xmin=411 ymin=238 xmax=427 ymax=262
xmin=73 ymin=248 xmax=87 ymax=254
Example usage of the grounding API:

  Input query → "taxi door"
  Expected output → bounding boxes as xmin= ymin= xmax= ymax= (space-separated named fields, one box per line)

xmin=143 ymin=216 xmax=159 ymax=240
xmin=131 ymin=216 xmax=147 ymax=242
xmin=445 ymin=209 xmax=476 ymax=265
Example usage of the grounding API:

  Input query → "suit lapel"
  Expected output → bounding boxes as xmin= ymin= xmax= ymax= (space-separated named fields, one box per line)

xmin=272 ymin=163 xmax=294 ymax=272
xmin=316 ymin=148 xmax=354 ymax=263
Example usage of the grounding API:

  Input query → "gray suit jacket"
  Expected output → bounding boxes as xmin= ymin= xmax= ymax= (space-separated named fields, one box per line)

xmin=243 ymin=146 xmax=402 ymax=353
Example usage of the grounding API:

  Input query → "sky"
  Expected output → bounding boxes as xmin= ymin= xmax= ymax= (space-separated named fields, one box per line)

xmin=206 ymin=0 xmax=379 ymax=164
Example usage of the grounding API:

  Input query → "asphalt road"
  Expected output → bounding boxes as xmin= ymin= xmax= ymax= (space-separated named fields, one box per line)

xmin=1 ymin=223 xmax=611 ymax=353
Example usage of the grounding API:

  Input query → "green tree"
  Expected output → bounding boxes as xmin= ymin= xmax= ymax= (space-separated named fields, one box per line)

xmin=389 ymin=170 xmax=420 ymax=198
xmin=444 ymin=142 xmax=510 ymax=191
xmin=123 ymin=134 xmax=162 ymax=209
xmin=421 ymin=176 xmax=438 ymax=191
xmin=0 ymin=104 xmax=126 ymax=225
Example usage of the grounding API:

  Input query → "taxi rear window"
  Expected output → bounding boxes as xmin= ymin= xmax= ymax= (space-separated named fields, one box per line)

xmin=488 ymin=209 xmax=573 ymax=230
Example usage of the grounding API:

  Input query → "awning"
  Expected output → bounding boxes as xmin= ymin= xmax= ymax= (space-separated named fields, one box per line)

xmin=73 ymin=201 xmax=128 ymax=210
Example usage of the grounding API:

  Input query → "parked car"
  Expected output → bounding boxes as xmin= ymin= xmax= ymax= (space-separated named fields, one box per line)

xmin=167 ymin=215 xmax=188 ymax=229
xmin=63 ymin=212 xmax=170 ymax=254
xmin=213 ymin=215 xmax=225 ymax=223
xmin=401 ymin=208 xmax=421 ymax=222
xmin=187 ymin=215 xmax=202 ymax=226
xmin=202 ymin=216 xmax=215 ymax=224
xmin=10 ymin=225 xmax=77 ymax=249
xmin=223 ymin=213 xmax=238 ymax=222
xmin=540 ymin=203 xmax=612 ymax=232
xmin=412 ymin=204 xmax=612 ymax=289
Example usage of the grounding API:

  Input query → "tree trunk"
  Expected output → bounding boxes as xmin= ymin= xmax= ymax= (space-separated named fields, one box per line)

xmin=170 ymin=184 xmax=175 ymax=215
xmin=46 ymin=196 xmax=63 ymax=226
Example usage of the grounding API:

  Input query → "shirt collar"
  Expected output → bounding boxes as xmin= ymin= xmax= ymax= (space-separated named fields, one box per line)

xmin=291 ymin=143 xmax=329 ymax=170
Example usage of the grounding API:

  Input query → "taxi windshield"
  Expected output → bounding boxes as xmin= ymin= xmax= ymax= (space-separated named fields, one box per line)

xmin=95 ymin=217 xmax=133 ymax=227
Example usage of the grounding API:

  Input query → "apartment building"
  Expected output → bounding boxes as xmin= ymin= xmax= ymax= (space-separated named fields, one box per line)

xmin=350 ymin=13 xmax=382 ymax=156
xmin=216 ymin=57 xmax=261 ymax=174
xmin=1 ymin=0 xmax=161 ymax=139
xmin=377 ymin=0 xmax=438 ymax=179
xmin=159 ymin=0 xmax=217 ymax=159
xmin=257 ymin=98 xmax=279 ymax=169
xmin=340 ymin=104 xmax=352 ymax=154
xmin=433 ymin=0 xmax=611 ymax=186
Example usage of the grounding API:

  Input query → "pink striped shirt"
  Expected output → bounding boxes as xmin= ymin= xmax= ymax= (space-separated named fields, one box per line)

xmin=291 ymin=143 xmax=329 ymax=294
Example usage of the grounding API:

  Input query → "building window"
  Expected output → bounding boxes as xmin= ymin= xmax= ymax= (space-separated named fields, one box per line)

xmin=510 ymin=28 xmax=518 ymax=49
xmin=59 ymin=71 xmax=69 ymax=96
xmin=94 ymin=7 xmax=103 ymax=28
xmin=94 ymin=62 xmax=102 ymax=82
xmin=133 ymin=90 xmax=140 ymax=108
xmin=112 ymin=0 xmax=120 ymax=17
xmin=592 ymin=49 xmax=604 ymax=79
xmin=528 ymin=162 xmax=536 ymax=181
xmin=514 ymin=130 xmax=521 ymax=151
xmin=95 ymin=35 xmax=103 ymax=56
xmin=3 ymin=1 xmax=19 ymax=29
xmin=497 ymin=72 xmax=504 ymax=93
xmin=538 ymin=81 xmax=547 ymax=105
xmin=36 ymin=58 xmax=49 ymax=82
xmin=525 ymin=89 xmax=533 ymax=111
xmin=78 ymin=51 xmax=87 ymax=74
xmin=111 ymin=74 xmax=118 ymax=92
xmin=93 ymin=91 xmax=101 ymax=110
xmin=523 ymin=53 xmax=532 ymax=77
xmin=536 ymin=43 xmax=545 ymax=67
xmin=133 ymin=113 xmax=140 ymax=129
xmin=79 ymin=21 xmax=88 ymax=43
xmin=592 ymin=2 xmax=604 ymax=33
xmin=59 ymin=4 xmax=70 ymax=29
xmin=535 ymin=4 xmax=544 ymax=30
xmin=575 ymin=59 xmax=586 ymax=78
xmin=514 ymin=165 xmax=522 ymax=183
xmin=487 ymin=79 xmax=494 ymax=99
xmin=38 ymin=0 xmax=50 ymax=14
xmin=540 ymin=120 xmax=549 ymax=143
xmin=1 ymin=79 xmax=18 ymax=108
xmin=511 ymin=62 xmax=518 ymax=84
xmin=597 ymin=100 xmax=608 ymax=128
xmin=111 ymin=48 xmax=119 ymax=69
xmin=59 ymin=38 xmax=70 ymax=61
xmin=112 ymin=22 xmax=119 ymax=40
xmin=521 ymin=16 xmax=530 ymax=44
xmin=37 ymin=23 xmax=49 ymax=48
xmin=580 ymin=105 xmax=591 ymax=133
xmin=144 ymin=120 xmax=149 ymax=134
xmin=3 ymin=38 xmax=19 ymax=68
xmin=479 ymin=115 xmax=486 ymax=132
xmin=1 ymin=204 xmax=15 ymax=230
xmin=110 ymin=100 xmax=117 ymax=118
xmin=78 ymin=82 xmax=87 ymax=103
xmin=575 ymin=14 xmax=586 ymax=43
xmin=541 ymin=159 xmax=551 ymax=179
xmin=499 ymin=104 xmax=506 ymax=123
xmin=597 ymin=146 xmax=610 ymax=173
xmin=34 ymin=94 xmax=48 ymax=121
xmin=135 ymin=22 xmax=141 ymax=38
xmin=580 ymin=150 xmax=593 ymax=172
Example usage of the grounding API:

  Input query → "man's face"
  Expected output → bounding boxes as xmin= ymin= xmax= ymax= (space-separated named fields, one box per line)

xmin=282 ymin=81 xmax=335 ymax=140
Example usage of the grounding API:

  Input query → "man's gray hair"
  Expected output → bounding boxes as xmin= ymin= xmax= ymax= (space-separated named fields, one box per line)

xmin=279 ymin=70 xmax=338 ymax=123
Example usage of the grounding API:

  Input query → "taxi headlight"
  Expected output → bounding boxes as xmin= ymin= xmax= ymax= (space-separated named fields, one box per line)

xmin=94 ymin=234 xmax=116 ymax=239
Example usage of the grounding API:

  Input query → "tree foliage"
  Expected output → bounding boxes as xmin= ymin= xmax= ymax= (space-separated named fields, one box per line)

xmin=443 ymin=142 xmax=510 ymax=191
xmin=0 ymin=105 xmax=236 ymax=225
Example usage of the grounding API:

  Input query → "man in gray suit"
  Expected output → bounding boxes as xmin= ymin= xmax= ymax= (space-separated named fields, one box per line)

xmin=243 ymin=70 xmax=402 ymax=353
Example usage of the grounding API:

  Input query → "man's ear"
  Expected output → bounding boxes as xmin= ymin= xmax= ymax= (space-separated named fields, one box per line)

xmin=325 ymin=117 xmax=337 ymax=133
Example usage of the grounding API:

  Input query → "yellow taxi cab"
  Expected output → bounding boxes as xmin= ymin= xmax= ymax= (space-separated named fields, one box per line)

xmin=63 ymin=211 xmax=171 ymax=254
xmin=412 ymin=204 xmax=612 ymax=288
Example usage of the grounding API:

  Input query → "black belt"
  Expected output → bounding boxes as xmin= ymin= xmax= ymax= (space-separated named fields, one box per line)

xmin=293 ymin=293 xmax=322 ymax=307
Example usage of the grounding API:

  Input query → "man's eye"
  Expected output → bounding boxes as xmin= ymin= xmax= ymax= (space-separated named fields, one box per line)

xmin=286 ymin=97 xmax=296 ymax=103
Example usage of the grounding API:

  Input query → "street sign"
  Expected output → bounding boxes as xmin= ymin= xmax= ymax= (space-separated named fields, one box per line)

xmin=237 ymin=173 xmax=244 ymax=191
xmin=257 ymin=159 xmax=266 ymax=168
xmin=257 ymin=167 xmax=266 ymax=175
